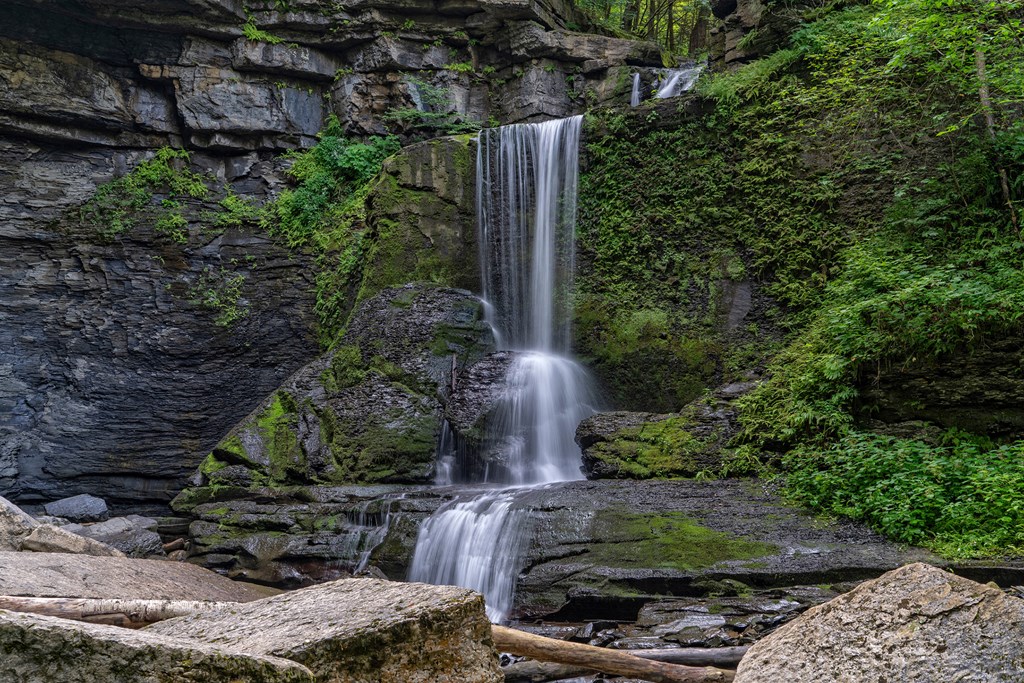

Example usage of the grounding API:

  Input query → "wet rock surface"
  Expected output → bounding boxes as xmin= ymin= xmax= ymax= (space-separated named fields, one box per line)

xmin=170 ymin=283 xmax=496 ymax=528
xmin=511 ymin=478 xmax=943 ymax=620
xmin=148 ymin=577 xmax=503 ymax=683
xmin=577 ymin=381 xmax=755 ymax=479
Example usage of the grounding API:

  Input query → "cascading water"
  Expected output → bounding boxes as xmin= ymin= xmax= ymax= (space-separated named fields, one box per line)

xmin=630 ymin=73 xmax=642 ymax=107
xmin=655 ymin=63 xmax=705 ymax=99
xmin=409 ymin=116 xmax=598 ymax=621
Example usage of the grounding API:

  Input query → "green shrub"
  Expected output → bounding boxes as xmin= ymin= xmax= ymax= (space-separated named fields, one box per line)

xmin=785 ymin=431 xmax=1024 ymax=558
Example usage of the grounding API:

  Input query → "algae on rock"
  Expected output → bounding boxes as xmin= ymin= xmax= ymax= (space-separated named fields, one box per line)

xmin=174 ymin=283 xmax=495 ymax=504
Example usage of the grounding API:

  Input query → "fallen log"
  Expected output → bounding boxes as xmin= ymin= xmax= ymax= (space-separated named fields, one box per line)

xmin=493 ymin=625 xmax=735 ymax=683
xmin=632 ymin=646 xmax=748 ymax=667
xmin=0 ymin=596 xmax=230 ymax=629
xmin=503 ymin=660 xmax=593 ymax=683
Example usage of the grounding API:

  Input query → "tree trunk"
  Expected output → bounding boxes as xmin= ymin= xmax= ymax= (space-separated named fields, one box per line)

xmin=0 ymin=596 xmax=232 ymax=629
xmin=504 ymin=647 xmax=748 ymax=683
xmin=492 ymin=625 xmax=735 ymax=683
xmin=975 ymin=34 xmax=1019 ymax=231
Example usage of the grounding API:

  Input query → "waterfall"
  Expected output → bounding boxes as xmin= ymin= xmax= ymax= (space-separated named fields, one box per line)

xmin=655 ymin=63 xmax=705 ymax=99
xmin=409 ymin=116 xmax=597 ymax=621
xmin=630 ymin=73 xmax=642 ymax=107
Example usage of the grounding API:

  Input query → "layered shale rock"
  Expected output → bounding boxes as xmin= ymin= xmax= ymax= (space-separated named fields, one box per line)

xmin=0 ymin=0 xmax=659 ymax=507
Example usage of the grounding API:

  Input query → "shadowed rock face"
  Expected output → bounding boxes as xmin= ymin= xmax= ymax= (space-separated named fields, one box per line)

xmin=0 ymin=0 xmax=660 ymax=509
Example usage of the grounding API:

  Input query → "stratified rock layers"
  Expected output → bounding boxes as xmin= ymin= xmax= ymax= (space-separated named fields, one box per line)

xmin=0 ymin=0 xmax=661 ymax=506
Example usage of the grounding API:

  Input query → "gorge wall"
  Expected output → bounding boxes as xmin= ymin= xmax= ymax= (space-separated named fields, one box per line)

xmin=0 ymin=0 xmax=662 ymax=507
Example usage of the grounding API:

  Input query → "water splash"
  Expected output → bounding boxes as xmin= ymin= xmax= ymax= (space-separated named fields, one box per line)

xmin=410 ymin=116 xmax=596 ymax=621
xmin=409 ymin=490 xmax=531 ymax=622
xmin=655 ymin=63 xmax=705 ymax=99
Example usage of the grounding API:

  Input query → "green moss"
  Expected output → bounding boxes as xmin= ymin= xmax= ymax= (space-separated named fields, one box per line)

xmin=326 ymin=410 xmax=438 ymax=484
xmin=255 ymin=391 xmax=306 ymax=483
xmin=588 ymin=413 xmax=725 ymax=478
xmin=321 ymin=345 xmax=366 ymax=392
xmin=584 ymin=510 xmax=777 ymax=571
xmin=79 ymin=147 xmax=208 ymax=242
xmin=199 ymin=453 xmax=228 ymax=476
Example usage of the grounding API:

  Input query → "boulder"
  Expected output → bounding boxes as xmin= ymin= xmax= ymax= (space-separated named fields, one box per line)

xmin=173 ymin=283 xmax=494 ymax=498
xmin=0 ymin=610 xmax=313 ymax=683
xmin=0 ymin=551 xmax=273 ymax=602
xmin=43 ymin=494 xmax=109 ymax=522
xmin=19 ymin=525 xmax=125 ymax=557
xmin=0 ymin=495 xmax=38 ymax=550
xmin=148 ymin=578 xmax=503 ymax=683
xmin=63 ymin=515 xmax=165 ymax=557
xmin=734 ymin=563 xmax=1024 ymax=682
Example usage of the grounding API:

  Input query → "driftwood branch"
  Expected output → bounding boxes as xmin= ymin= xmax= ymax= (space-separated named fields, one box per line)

xmin=0 ymin=596 xmax=233 ymax=629
xmin=493 ymin=625 xmax=735 ymax=683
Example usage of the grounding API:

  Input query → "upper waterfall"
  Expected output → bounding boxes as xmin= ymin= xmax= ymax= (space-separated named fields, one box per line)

xmin=472 ymin=115 xmax=598 ymax=485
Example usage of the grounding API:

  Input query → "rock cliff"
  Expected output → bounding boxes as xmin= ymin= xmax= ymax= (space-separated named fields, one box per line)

xmin=0 ymin=0 xmax=661 ymax=507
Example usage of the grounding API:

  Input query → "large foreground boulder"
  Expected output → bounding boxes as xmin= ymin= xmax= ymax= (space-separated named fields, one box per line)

xmin=0 ymin=552 xmax=271 ymax=602
xmin=148 ymin=578 xmax=503 ymax=683
xmin=0 ymin=610 xmax=313 ymax=682
xmin=735 ymin=562 xmax=1024 ymax=682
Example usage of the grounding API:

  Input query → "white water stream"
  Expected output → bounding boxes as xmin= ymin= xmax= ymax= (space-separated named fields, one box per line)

xmin=409 ymin=116 xmax=598 ymax=621
xmin=655 ymin=63 xmax=705 ymax=99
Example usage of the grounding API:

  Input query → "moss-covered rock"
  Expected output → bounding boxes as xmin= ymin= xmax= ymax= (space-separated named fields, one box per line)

xmin=172 ymin=283 xmax=494 ymax=511
xmin=576 ymin=381 xmax=754 ymax=479
xmin=575 ymin=105 xmax=783 ymax=413
xmin=358 ymin=136 xmax=479 ymax=304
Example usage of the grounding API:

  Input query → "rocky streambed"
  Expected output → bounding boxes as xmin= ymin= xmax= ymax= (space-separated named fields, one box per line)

xmin=174 ymin=476 xmax=1024 ymax=621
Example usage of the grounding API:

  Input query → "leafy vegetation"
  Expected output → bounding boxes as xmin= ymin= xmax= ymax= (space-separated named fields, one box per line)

xmin=382 ymin=77 xmax=483 ymax=137
xmin=581 ymin=0 xmax=1024 ymax=557
xmin=784 ymin=431 xmax=1024 ymax=558
xmin=80 ymin=148 xmax=208 ymax=242
xmin=189 ymin=266 xmax=249 ymax=328
xmin=261 ymin=116 xmax=401 ymax=343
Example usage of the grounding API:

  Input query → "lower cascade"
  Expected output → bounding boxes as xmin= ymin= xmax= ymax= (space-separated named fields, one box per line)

xmin=409 ymin=115 xmax=597 ymax=621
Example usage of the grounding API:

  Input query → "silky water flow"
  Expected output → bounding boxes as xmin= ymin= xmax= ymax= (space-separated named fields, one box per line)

xmin=409 ymin=116 xmax=599 ymax=621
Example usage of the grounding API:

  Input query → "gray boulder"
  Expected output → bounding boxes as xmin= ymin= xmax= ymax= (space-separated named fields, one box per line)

xmin=735 ymin=562 xmax=1024 ymax=682
xmin=0 ymin=551 xmax=273 ymax=602
xmin=19 ymin=524 xmax=125 ymax=557
xmin=63 ymin=515 xmax=164 ymax=557
xmin=0 ymin=495 xmax=39 ymax=550
xmin=148 ymin=578 xmax=503 ymax=683
xmin=0 ymin=610 xmax=313 ymax=683
xmin=173 ymin=283 xmax=495 ymax=501
xmin=43 ymin=494 xmax=109 ymax=522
